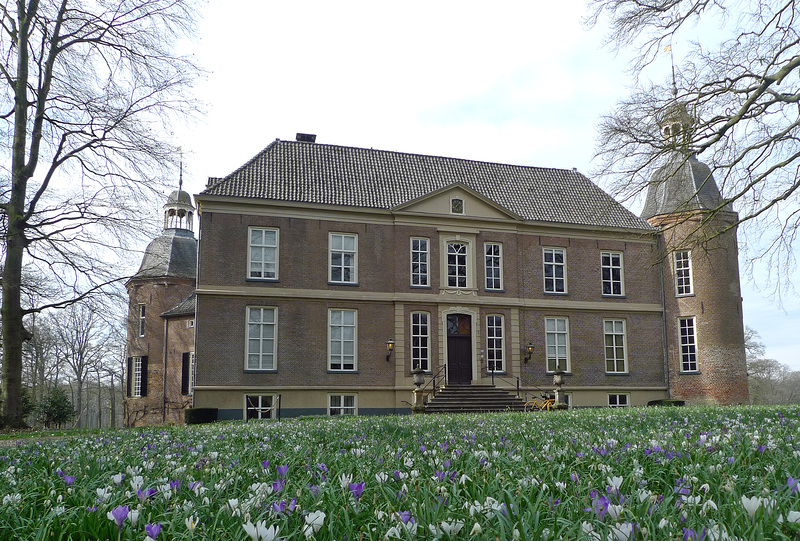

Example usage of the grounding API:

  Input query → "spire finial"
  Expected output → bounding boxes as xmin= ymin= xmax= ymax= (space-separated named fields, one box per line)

xmin=177 ymin=146 xmax=183 ymax=193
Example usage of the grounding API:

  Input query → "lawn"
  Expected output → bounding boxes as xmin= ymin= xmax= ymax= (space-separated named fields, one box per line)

xmin=0 ymin=406 xmax=798 ymax=540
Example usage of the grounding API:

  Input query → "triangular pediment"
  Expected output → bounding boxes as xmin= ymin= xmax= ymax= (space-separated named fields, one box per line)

xmin=393 ymin=182 xmax=522 ymax=221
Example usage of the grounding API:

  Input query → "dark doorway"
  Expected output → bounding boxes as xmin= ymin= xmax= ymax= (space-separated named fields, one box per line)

xmin=447 ymin=314 xmax=472 ymax=384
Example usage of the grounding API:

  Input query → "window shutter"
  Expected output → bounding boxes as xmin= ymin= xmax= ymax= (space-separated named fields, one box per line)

xmin=140 ymin=355 xmax=149 ymax=397
xmin=126 ymin=357 xmax=132 ymax=397
xmin=181 ymin=352 xmax=190 ymax=395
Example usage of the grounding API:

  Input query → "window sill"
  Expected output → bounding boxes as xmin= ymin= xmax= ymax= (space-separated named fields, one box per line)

xmin=328 ymin=370 xmax=359 ymax=374
xmin=605 ymin=372 xmax=630 ymax=376
xmin=544 ymin=291 xmax=568 ymax=296
xmin=244 ymin=369 xmax=278 ymax=374
xmin=545 ymin=371 xmax=573 ymax=376
xmin=246 ymin=277 xmax=279 ymax=283
xmin=601 ymin=294 xmax=626 ymax=299
xmin=485 ymin=289 xmax=505 ymax=293
xmin=410 ymin=285 xmax=432 ymax=289
xmin=679 ymin=371 xmax=701 ymax=375
xmin=328 ymin=282 xmax=360 ymax=286
xmin=676 ymin=293 xmax=695 ymax=298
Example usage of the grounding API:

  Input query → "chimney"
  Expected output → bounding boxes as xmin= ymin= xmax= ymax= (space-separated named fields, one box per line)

xmin=296 ymin=133 xmax=316 ymax=143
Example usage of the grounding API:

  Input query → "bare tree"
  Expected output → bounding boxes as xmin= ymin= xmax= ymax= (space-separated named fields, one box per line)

xmin=587 ymin=0 xmax=800 ymax=293
xmin=0 ymin=0 xmax=199 ymax=426
xmin=745 ymin=325 xmax=799 ymax=404
xmin=52 ymin=303 xmax=110 ymax=427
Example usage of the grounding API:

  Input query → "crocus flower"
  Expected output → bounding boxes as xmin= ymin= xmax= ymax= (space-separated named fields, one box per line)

xmin=788 ymin=476 xmax=799 ymax=495
xmin=261 ymin=460 xmax=270 ymax=469
xmin=303 ymin=510 xmax=325 ymax=538
xmin=786 ymin=511 xmax=800 ymax=523
xmin=741 ymin=495 xmax=762 ymax=520
xmin=62 ymin=474 xmax=75 ymax=486
xmin=185 ymin=515 xmax=199 ymax=533
xmin=349 ymin=481 xmax=365 ymax=501
xmin=107 ymin=505 xmax=129 ymax=530
xmin=145 ymin=522 xmax=161 ymax=540
xmin=276 ymin=464 xmax=289 ymax=478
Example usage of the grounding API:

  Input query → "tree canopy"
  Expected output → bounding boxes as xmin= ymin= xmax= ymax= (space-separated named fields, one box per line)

xmin=588 ymin=0 xmax=800 ymax=292
xmin=0 ymin=0 xmax=200 ymax=426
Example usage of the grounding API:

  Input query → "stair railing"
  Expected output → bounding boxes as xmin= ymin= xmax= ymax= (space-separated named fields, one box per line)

xmin=421 ymin=365 xmax=447 ymax=400
xmin=488 ymin=374 xmax=521 ymax=397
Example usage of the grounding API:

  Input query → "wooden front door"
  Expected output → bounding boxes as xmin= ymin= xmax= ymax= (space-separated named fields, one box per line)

xmin=447 ymin=314 xmax=472 ymax=384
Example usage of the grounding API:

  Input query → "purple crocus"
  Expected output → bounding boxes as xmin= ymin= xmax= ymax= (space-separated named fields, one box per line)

xmin=271 ymin=479 xmax=286 ymax=493
xmin=683 ymin=527 xmax=707 ymax=541
xmin=145 ymin=522 xmax=162 ymax=539
xmin=169 ymin=480 xmax=182 ymax=491
xmin=107 ymin=505 xmax=129 ymax=530
xmin=276 ymin=464 xmax=289 ymax=478
xmin=261 ymin=460 xmax=270 ymax=469
xmin=397 ymin=511 xmax=413 ymax=524
xmin=138 ymin=487 xmax=157 ymax=501
xmin=271 ymin=497 xmax=297 ymax=517
xmin=348 ymin=481 xmax=365 ymax=501
xmin=585 ymin=492 xmax=610 ymax=521
xmin=788 ymin=476 xmax=799 ymax=495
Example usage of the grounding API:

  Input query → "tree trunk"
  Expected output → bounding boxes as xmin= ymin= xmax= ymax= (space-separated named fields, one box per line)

xmin=109 ymin=376 xmax=116 ymax=429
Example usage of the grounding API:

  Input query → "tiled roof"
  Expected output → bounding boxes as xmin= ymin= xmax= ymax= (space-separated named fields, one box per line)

xmin=641 ymin=153 xmax=733 ymax=219
xmin=203 ymin=140 xmax=654 ymax=231
xmin=161 ymin=292 xmax=196 ymax=318
xmin=133 ymin=229 xmax=197 ymax=280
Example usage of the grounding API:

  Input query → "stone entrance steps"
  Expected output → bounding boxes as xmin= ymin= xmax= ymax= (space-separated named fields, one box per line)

xmin=423 ymin=384 xmax=526 ymax=413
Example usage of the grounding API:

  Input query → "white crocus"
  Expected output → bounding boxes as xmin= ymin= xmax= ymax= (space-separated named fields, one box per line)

xmin=607 ymin=476 xmax=624 ymax=491
xmin=741 ymin=495 xmax=761 ymax=520
xmin=303 ymin=510 xmax=325 ymax=538
xmin=786 ymin=511 xmax=800 ymax=523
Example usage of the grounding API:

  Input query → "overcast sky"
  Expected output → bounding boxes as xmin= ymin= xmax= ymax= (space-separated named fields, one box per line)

xmin=169 ymin=0 xmax=799 ymax=370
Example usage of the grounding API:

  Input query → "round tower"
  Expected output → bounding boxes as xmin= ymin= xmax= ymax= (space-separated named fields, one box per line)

xmin=125 ymin=189 xmax=197 ymax=426
xmin=642 ymin=107 xmax=749 ymax=405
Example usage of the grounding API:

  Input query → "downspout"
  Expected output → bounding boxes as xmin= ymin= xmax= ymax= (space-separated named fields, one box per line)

xmin=162 ymin=312 xmax=169 ymax=424
xmin=657 ymin=234 xmax=670 ymax=398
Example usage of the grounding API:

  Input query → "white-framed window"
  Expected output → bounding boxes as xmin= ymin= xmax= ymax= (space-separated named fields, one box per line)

xmin=410 ymin=238 xmax=429 ymax=287
xmin=486 ymin=315 xmax=504 ymax=372
xmin=451 ymin=198 xmax=464 ymax=215
xmin=411 ymin=312 xmax=430 ymax=372
xmin=246 ymin=307 xmax=277 ymax=371
xmin=679 ymin=317 xmax=698 ymax=372
xmin=608 ymin=393 xmax=629 ymax=407
xmin=543 ymin=248 xmax=566 ymax=293
xmin=447 ymin=242 xmax=468 ymax=288
xmin=601 ymin=252 xmax=624 ymax=296
xmin=604 ymin=319 xmax=627 ymax=373
xmin=329 ymin=309 xmax=357 ymax=371
xmin=674 ymin=250 xmax=693 ymax=296
xmin=329 ymin=394 xmax=357 ymax=416
xmin=329 ymin=233 xmax=358 ymax=284
xmin=132 ymin=356 xmax=143 ymax=398
xmin=137 ymin=304 xmax=146 ymax=337
xmin=187 ymin=319 xmax=195 ymax=329
xmin=245 ymin=395 xmax=275 ymax=420
xmin=545 ymin=317 xmax=569 ymax=372
xmin=189 ymin=353 xmax=196 ymax=395
xmin=485 ymin=243 xmax=503 ymax=290
xmin=248 ymin=227 xmax=279 ymax=280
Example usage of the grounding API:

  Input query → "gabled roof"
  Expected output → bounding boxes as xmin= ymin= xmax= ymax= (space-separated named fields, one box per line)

xmin=203 ymin=140 xmax=654 ymax=231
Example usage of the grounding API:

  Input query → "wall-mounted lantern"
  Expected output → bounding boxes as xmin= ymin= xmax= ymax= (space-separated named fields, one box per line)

xmin=523 ymin=342 xmax=534 ymax=363
xmin=386 ymin=339 xmax=395 ymax=362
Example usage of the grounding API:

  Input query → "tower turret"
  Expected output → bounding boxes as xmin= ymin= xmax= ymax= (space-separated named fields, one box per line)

xmin=125 ymin=188 xmax=198 ymax=426
xmin=642 ymin=106 xmax=749 ymax=405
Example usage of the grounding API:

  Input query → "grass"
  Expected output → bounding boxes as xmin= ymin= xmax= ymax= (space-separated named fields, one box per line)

xmin=0 ymin=406 xmax=798 ymax=540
